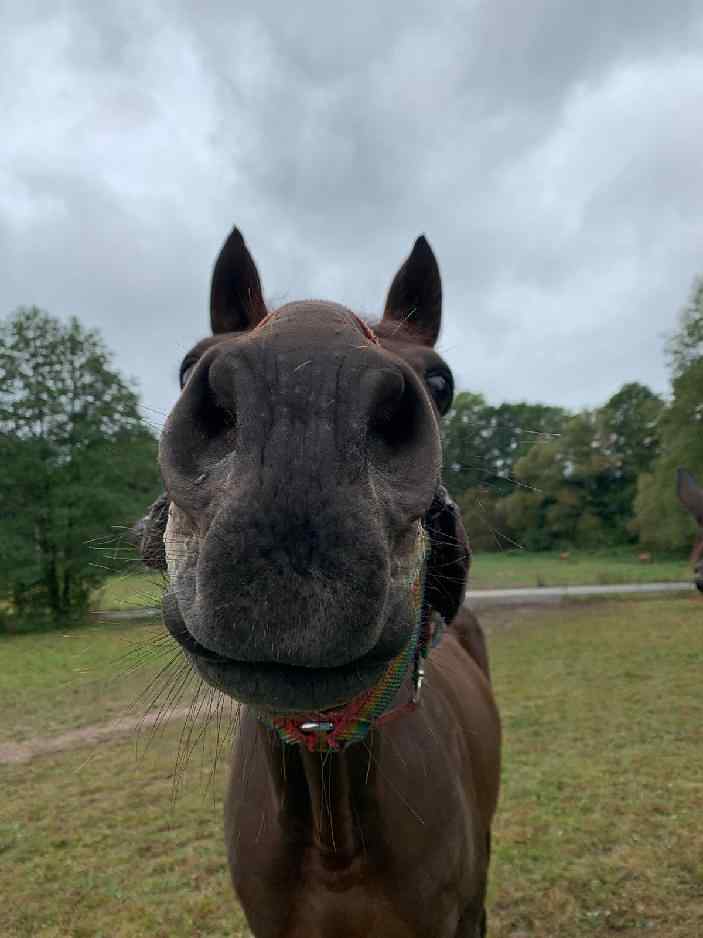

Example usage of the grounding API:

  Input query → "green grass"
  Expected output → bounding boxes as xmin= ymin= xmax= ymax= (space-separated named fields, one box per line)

xmin=0 ymin=726 xmax=247 ymax=938
xmin=0 ymin=620 xmax=175 ymax=743
xmin=486 ymin=595 xmax=703 ymax=936
xmin=93 ymin=569 xmax=165 ymax=611
xmin=470 ymin=548 xmax=690 ymax=590
xmin=2 ymin=596 xmax=702 ymax=936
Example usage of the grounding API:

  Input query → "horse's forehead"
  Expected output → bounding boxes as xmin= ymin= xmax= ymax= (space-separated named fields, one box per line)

xmin=263 ymin=300 xmax=372 ymax=342
xmin=274 ymin=299 xmax=355 ymax=319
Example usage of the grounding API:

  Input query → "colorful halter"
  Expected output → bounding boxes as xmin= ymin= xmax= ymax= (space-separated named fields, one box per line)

xmin=257 ymin=524 xmax=444 ymax=753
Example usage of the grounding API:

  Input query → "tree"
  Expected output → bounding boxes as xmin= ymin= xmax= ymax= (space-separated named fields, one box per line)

xmin=598 ymin=383 xmax=663 ymax=478
xmin=442 ymin=392 xmax=565 ymax=501
xmin=592 ymin=382 xmax=664 ymax=532
xmin=634 ymin=358 xmax=703 ymax=550
xmin=501 ymin=407 xmax=643 ymax=551
xmin=667 ymin=277 xmax=703 ymax=378
xmin=442 ymin=392 xmax=496 ymax=497
xmin=634 ymin=276 xmax=703 ymax=551
xmin=0 ymin=307 xmax=161 ymax=629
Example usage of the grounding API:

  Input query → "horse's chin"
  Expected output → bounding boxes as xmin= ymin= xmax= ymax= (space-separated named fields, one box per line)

xmin=161 ymin=590 xmax=400 ymax=713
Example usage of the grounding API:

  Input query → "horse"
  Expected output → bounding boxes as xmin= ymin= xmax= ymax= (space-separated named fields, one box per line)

xmin=676 ymin=467 xmax=703 ymax=592
xmin=138 ymin=226 xmax=501 ymax=937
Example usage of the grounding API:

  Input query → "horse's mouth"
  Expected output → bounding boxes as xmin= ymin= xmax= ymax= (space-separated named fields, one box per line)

xmin=162 ymin=591 xmax=390 ymax=712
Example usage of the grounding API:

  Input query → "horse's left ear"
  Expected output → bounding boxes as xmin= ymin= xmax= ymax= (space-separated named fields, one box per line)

xmin=677 ymin=467 xmax=703 ymax=525
xmin=424 ymin=486 xmax=470 ymax=625
xmin=382 ymin=236 xmax=442 ymax=346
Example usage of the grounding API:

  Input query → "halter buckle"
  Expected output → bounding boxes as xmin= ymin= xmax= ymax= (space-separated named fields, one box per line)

xmin=412 ymin=664 xmax=425 ymax=704
xmin=299 ymin=721 xmax=335 ymax=734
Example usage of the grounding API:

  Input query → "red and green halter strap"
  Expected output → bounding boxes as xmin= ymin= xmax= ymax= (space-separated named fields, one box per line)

xmin=256 ymin=523 xmax=445 ymax=753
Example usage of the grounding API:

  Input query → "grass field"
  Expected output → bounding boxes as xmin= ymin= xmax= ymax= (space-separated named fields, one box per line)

xmin=93 ymin=551 xmax=691 ymax=612
xmin=0 ymin=619 xmax=177 ymax=743
xmin=2 ymin=596 xmax=702 ymax=936
xmin=469 ymin=549 xmax=690 ymax=591
xmin=93 ymin=569 xmax=166 ymax=612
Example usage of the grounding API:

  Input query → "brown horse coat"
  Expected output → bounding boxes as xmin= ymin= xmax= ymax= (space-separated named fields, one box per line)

xmin=226 ymin=610 xmax=500 ymax=938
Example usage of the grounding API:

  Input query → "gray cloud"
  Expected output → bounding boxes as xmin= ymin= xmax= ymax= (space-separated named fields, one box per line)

xmin=2 ymin=0 xmax=702 ymax=427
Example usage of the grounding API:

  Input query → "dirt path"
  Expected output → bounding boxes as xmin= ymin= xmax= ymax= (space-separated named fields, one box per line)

xmin=0 ymin=706 xmax=194 ymax=765
xmin=466 ymin=580 xmax=695 ymax=607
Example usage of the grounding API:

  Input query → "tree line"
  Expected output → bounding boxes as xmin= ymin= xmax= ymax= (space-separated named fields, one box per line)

xmin=1 ymin=279 xmax=701 ymax=630
xmin=443 ymin=278 xmax=703 ymax=554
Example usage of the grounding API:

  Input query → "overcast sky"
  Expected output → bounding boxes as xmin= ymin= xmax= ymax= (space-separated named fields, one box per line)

xmin=2 ymin=1 xmax=702 ymax=429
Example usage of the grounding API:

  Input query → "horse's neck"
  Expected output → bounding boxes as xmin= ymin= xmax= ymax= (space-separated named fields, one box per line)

xmin=259 ymin=723 xmax=376 ymax=859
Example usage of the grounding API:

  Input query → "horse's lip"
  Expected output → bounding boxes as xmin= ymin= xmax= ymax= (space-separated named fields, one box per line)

xmin=185 ymin=653 xmax=387 ymax=713
xmin=161 ymin=591 xmax=393 ymax=710
xmin=163 ymin=610 xmax=226 ymax=663
xmin=176 ymin=625 xmax=390 ymax=683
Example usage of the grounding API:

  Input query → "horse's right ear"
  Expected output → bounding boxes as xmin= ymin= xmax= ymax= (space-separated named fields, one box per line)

xmin=382 ymin=235 xmax=442 ymax=346
xmin=677 ymin=467 xmax=703 ymax=525
xmin=210 ymin=227 xmax=268 ymax=334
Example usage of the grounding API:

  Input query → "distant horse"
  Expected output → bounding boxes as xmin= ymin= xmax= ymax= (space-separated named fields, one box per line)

xmin=138 ymin=226 xmax=501 ymax=937
xmin=676 ymin=467 xmax=703 ymax=592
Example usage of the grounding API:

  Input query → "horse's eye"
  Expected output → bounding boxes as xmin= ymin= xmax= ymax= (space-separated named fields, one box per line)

xmin=425 ymin=371 xmax=453 ymax=415
xmin=179 ymin=359 xmax=198 ymax=389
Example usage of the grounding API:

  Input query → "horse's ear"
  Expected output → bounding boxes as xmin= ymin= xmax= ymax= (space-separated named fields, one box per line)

xmin=424 ymin=486 xmax=470 ymax=625
xmin=210 ymin=227 xmax=267 ymax=334
xmin=134 ymin=492 xmax=169 ymax=571
xmin=677 ymin=467 xmax=703 ymax=525
xmin=382 ymin=236 xmax=442 ymax=346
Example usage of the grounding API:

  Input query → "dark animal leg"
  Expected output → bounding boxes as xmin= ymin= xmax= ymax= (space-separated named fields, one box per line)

xmin=454 ymin=904 xmax=486 ymax=937
xmin=454 ymin=834 xmax=491 ymax=937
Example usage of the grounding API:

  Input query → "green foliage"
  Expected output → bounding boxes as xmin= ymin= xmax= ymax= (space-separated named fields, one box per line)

xmin=456 ymin=486 xmax=516 ymax=553
xmin=598 ymin=382 xmax=663 ymax=478
xmin=441 ymin=375 xmax=667 ymax=552
xmin=488 ymin=388 xmax=663 ymax=551
xmin=442 ymin=392 xmax=565 ymax=500
xmin=0 ymin=307 xmax=161 ymax=630
xmin=633 ymin=277 xmax=703 ymax=550
xmin=667 ymin=276 xmax=703 ymax=377
xmin=634 ymin=358 xmax=703 ymax=550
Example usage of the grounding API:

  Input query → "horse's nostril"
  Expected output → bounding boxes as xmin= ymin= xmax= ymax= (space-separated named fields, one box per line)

xmin=367 ymin=369 xmax=406 ymax=429
xmin=365 ymin=367 xmax=422 ymax=453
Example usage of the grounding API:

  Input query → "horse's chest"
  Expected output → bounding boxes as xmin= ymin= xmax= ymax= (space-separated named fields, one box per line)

xmin=233 ymin=845 xmax=465 ymax=938
xmin=284 ymin=882 xmax=420 ymax=938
